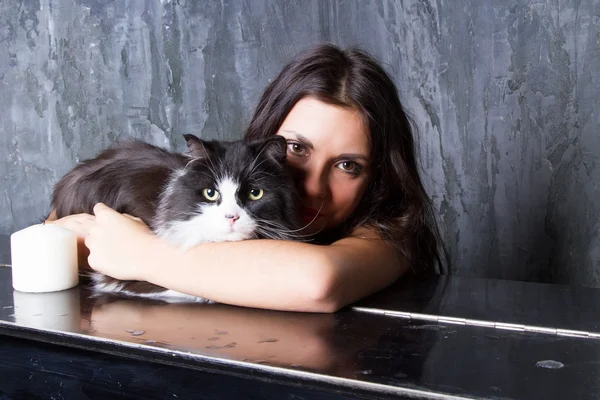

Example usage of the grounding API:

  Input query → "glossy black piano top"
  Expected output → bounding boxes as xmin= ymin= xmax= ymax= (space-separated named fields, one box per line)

xmin=1 ymin=234 xmax=599 ymax=399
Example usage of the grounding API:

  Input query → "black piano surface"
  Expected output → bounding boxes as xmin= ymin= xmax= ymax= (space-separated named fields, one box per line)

xmin=1 ymin=234 xmax=600 ymax=399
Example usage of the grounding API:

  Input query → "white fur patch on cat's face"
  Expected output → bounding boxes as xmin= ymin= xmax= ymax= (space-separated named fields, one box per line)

xmin=157 ymin=176 xmax=257 ymax=249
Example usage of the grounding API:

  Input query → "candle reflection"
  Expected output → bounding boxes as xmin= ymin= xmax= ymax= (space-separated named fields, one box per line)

xmin=12 ymin=287 xmax=81 ymax=331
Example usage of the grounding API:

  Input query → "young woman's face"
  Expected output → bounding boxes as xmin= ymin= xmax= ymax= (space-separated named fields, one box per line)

xmin=276 ymin=97 xmax=372 ymax=235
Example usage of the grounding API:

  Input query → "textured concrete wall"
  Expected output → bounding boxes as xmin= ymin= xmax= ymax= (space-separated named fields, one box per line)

xmin=1 ymin=1 xmax=599 ymax=285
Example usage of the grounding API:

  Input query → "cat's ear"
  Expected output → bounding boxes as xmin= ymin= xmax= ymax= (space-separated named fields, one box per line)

xmin=183 ymin=134 xmax=212 ymax=159
xmin=256 ymin=136 xmax=287 ymax=165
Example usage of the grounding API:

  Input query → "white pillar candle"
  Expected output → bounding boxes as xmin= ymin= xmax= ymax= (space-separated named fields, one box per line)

xmin=10 ymin=224 xmax=79 ymax=293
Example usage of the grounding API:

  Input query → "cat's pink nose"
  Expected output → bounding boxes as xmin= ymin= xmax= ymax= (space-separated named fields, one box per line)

xmin=225 ymin=213 xmax=240 ymax=223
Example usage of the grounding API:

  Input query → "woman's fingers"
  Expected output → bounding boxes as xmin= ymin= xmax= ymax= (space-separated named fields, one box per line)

xmin=92 ymin=203 xmax=146 ymax=226
xmin=84 ymin=204 xmax=153 ymax=281
xmin=46 ymin=213 xmax=95 ymax=238
xmin=93 ymin=203 xmax=143 ymax=223
xmin=93 ymin=202 xmax=117 ymax=221
xmin=122 ymin=213 xmax=143 ymax=222
xmin=43 ymin=213 xmax=95 ymax=269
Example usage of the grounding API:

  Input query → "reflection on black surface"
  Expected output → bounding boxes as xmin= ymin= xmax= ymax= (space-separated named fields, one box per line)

xmin=0 ymin=267 xmax=442 ymax=389
xmin=81 ymin=290 xmax=443 ymax=384
xmin=0 ymin=335 xmax=368 ymax=400
xmin=2 ymin=267 xmax=600 ymax=398
xmin=86 ymin=295 xmax=345 ymax=373
xmin=356 ymin=274 xmax=600 ymax=333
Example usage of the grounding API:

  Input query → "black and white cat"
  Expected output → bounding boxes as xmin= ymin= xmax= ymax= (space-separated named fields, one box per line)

xmin=52 ymin=134 xmax=301 ymax=302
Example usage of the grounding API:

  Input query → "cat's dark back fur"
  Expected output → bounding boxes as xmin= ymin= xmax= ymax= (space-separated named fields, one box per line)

xmin=53 ymin=140 xmax=185 ymax=224
xmin=53 ymin=135 xmax=300 ymax=236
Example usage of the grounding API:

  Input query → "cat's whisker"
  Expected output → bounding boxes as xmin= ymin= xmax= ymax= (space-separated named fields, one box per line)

xmin=316 ymin=201 xmax=325 ymax=214
xmin=258 ymin=230 xmax=313 ymax=240
xmin=184 ymin=158 xmax=220 ymax=184
xmin=290 ymin=212 xmax=328 ymax=237
xmin=247 ymin=139 xmax=281 ymax=177
xmin=264 ymin=201 xmax=325 ymax=233
xmin=252 ymin=218 xmax=302 ymax=230
xmin=247 ymin=159 xmax=269 ymax=180
xmin=207 ymin=163 xmax=221 ymax=182
xmin=254 ymin=228 xmax=284 ymax=240
xmin=194 ymin=170 xmax=217 ymax=181
xmin=246 ymin=144 xmax=271 ymax=176
xmin=255 ymin=227 xmax=312 ymax=242
xmin=184 ymin=157 xmax=199 ymax=172
xmin=296 ymin=203 xmax=324 ymax=232
xmin=250 ymin=171 xmax=277 ymax=179
xmin=295 ymin=201 xmax=327 ymax=233
xmin=253 ymin=222 xmax=316 ymax=239
xmin=203 ymin=145 xmax=220 ymax=178
xmin=256 ymin=218 xmax=323 ymax=237
xmin=253 ymin=219 xmax=314 ymax=235
xmin=190 ymin=152 xmax=221 ymax=183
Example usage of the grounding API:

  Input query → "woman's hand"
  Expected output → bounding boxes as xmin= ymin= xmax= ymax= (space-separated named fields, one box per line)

xmin=45 ymin=212 xmax=95 ymax=268
xmin=85 ymin=203 xmax=155 ymax=281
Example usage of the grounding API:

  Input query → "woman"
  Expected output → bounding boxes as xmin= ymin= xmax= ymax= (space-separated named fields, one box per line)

xmin=47 ymin=44 xmax=447 ymax=313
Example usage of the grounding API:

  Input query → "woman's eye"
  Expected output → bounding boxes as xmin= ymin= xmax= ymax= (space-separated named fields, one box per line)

xmin=248 ymin=188 xmax=264 ymax=200
xmin=336 ymin=161 xmax=362 ymax=175
xmin=202 ymin=188 xmax=220 ymax=201
xmin=287 ymin=142 xmax=308 ymax=157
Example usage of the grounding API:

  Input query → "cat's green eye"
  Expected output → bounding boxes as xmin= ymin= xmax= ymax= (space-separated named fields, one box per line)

xmin=248 ymin=188 xmax=263 ymax=200
xmin=203 ymin=188 xmax=220 ymax=201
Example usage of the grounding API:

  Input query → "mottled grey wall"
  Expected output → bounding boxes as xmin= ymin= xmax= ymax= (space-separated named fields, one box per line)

xmin=1 ymin=1 xmax=599 ymax=286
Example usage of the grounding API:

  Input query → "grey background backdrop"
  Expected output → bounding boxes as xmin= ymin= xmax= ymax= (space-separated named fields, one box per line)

xmin=1 ymin=0 xmax=599 ymax=286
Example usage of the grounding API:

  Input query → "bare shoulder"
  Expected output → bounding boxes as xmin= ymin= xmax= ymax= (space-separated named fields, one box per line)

xmin=330 ymin=226 xmax=405 ymax=272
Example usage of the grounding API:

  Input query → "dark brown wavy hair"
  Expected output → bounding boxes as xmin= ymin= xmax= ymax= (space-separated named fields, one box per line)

xmin=245 ymin=44 xmax=448 ymax=276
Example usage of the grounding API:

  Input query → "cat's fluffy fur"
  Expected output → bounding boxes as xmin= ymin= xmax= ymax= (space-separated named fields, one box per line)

xmin=52 ymin=134 xmax=301 ymax=302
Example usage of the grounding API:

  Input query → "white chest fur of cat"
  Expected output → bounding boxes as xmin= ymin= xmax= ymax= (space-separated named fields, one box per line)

xmin=92 ymin=175 xmax=259 ymax=302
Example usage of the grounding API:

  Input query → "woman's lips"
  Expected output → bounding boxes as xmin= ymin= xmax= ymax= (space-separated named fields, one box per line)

xmin=300 ymin=207 xmax=322 ymax=223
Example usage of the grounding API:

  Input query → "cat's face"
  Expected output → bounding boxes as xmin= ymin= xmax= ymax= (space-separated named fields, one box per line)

xmin=154 ymin=136 xmax=301 ymax=249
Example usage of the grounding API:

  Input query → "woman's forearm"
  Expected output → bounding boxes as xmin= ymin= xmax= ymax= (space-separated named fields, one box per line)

xmin=143 ymin=237 xmax=337 ymax=312
xmin=79 ymin=204 xmax=402 ymax=313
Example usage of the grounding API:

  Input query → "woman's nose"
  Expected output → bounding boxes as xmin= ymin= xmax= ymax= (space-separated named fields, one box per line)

xmin=298 ymin=169 xmax=328 ymax=200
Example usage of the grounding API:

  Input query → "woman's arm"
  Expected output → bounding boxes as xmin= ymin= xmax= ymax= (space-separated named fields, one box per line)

xmin=149 ymin=231 xmax=404 ymax=313
xmin=84 ymin=203 xmax=408 ymax=313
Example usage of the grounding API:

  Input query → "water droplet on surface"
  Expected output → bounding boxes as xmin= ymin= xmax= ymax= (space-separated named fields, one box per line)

xmin=536 ymin=360 xmax=564 ymax=369
xmin=126 ymin=329 xmax=146 ymax=336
